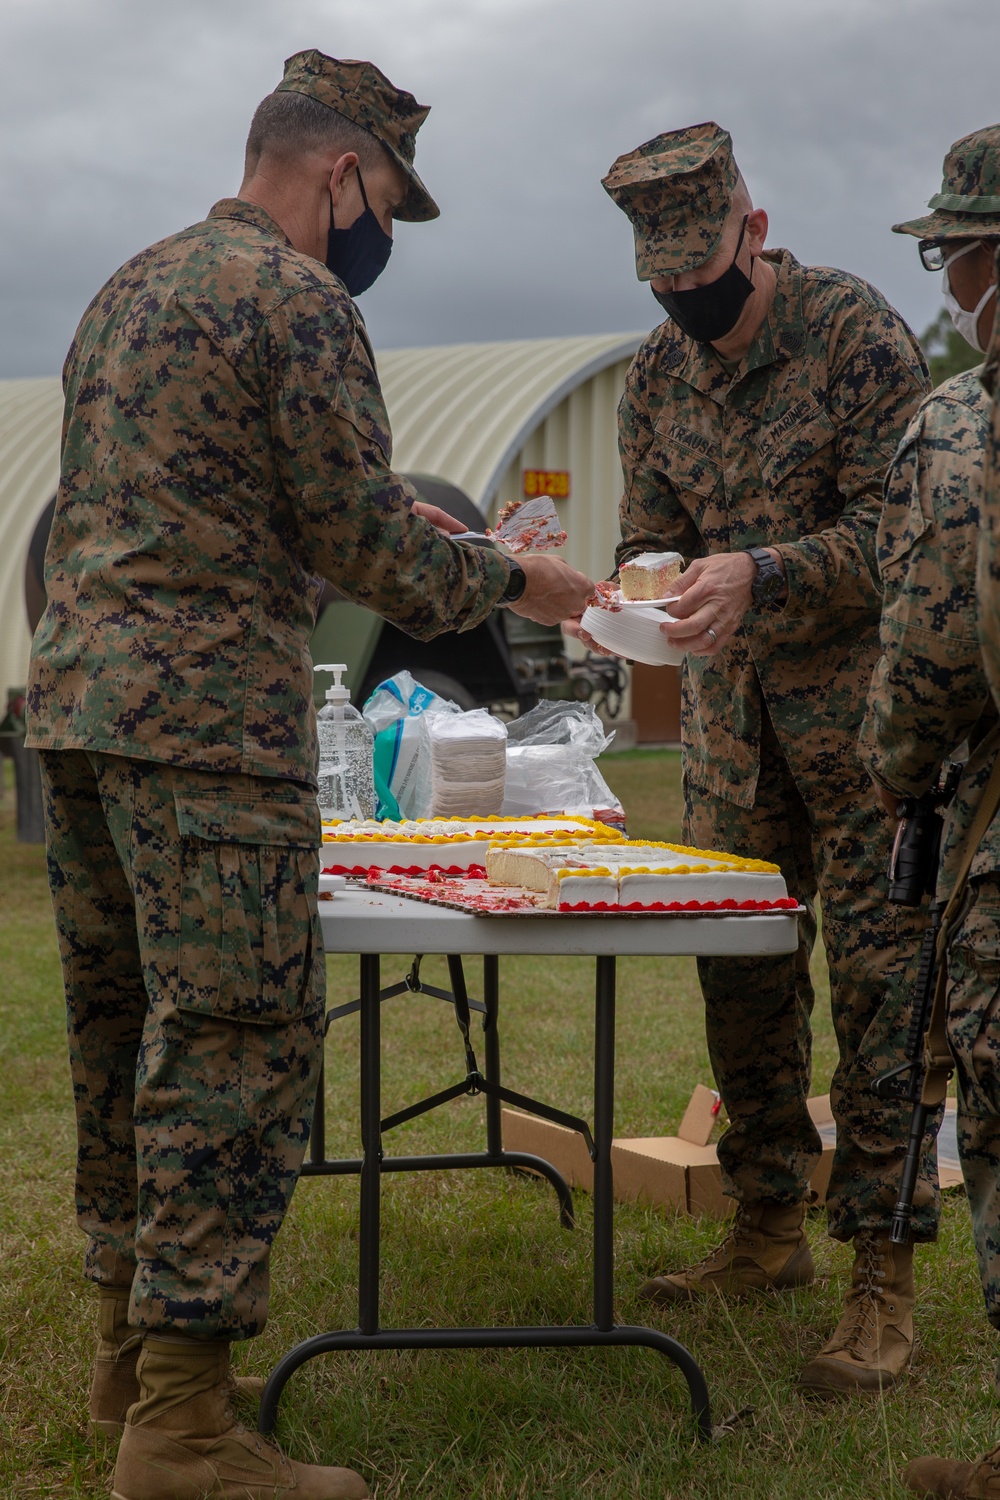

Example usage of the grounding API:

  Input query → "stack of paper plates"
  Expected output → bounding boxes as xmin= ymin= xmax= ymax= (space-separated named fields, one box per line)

xmin=580 ymin=603 xmax=685 ymax=667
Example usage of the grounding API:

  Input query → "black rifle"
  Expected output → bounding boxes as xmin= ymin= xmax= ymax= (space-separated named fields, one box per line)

xmin=871 ymin=764 xmax=960 ymax=1246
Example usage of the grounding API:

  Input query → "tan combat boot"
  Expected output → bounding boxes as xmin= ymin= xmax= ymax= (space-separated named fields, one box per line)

xmin=639 ymin=1202 xmax=815 ymax=1303
xmin=111 ymin=1335 xmax=369 ymax=1500
xmin=90 ymin=1288 xmax=263 ymax=1440
xmin=902 ymin=1441 xmax=1000 ymax=1497
xmin=91 ymin=1286 xmax=144 ymax=1438
xmin=798 ymin=1230 xmax=914 ymax=1397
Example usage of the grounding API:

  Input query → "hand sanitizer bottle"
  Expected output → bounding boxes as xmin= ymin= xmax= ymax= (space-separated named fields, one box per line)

xmin=314 ymin=663 xmax=375 ymax=822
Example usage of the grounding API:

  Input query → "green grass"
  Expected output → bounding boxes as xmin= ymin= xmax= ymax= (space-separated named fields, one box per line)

xmin=0 ymin=751 xmax=994 ymax=1498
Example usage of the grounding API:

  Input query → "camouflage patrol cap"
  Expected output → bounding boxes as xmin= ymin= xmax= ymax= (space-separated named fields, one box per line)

xmin=276 ymin=49 xmax=439 ymax=222
xmin=602 ymin=122 xmax=739 ymax=279
xmin=894 ymin=125 xmax=1000 ymax=242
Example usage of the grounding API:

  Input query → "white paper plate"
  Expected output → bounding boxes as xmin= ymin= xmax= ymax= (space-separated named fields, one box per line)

xmin=617 ymin=593 xmax=683 ymax=610
xmin=580 ymin=604 xmax=686 ymax=667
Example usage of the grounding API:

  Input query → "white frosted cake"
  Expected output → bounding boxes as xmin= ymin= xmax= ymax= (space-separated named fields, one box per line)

xmin=619 ymin=551 xmax=684 ymax=601
xmin=486 ymin=838 xmax=793 ymax=913
xmin=321 ymin=816 xmax=624 ymax=877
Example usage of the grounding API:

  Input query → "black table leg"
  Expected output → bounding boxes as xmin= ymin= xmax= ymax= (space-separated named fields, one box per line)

xmin=358 ymin=953 xmax=381 ymax=1336
xmin=483 ymin=955 xmax=502 ymax=1159
xmin=593 ymin=955 xmax=616 ymax=1331
xmin=304 ymin=952 xmax=574 ymax=1228
xmin=308 ymin=1059 xmax=326 ymax=1167
xmin=259 ymin=950 xmax=712 ymax=1444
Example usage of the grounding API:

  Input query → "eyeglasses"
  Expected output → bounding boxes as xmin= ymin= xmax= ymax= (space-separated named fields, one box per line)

xmin=919 ymin=237 xmax=998 ymax=272
xmin=918 ymin=240 xmax=947 ymax=272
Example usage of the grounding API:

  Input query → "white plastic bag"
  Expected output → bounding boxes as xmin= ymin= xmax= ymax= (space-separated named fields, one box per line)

xmin=363 ymin=671 xmax=460 ymax=819
xmin=502 ymin=703 xmax=624 ymax=825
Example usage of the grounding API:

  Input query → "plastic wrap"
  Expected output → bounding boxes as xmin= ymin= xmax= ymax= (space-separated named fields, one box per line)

xmin=502 ymin=703 xmax=624 ymax=826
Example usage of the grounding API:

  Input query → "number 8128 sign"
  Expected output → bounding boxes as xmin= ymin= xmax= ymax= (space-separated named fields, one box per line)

xmin=522 ymin=468 xmax=570 ymax=499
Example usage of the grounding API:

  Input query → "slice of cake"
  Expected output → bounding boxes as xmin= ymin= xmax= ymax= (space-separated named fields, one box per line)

xmin=617 ymin=865 xmax=790 ymax=910
xmin=619 ymin=551 xmax=684 ymax=601
xmin=485 ymin=843 xmax=559 ymax=893
xmin=545 ymin=867 xmax=620 ymax=910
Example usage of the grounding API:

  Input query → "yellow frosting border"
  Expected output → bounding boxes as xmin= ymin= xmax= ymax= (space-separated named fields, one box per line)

xmin=322 ymin=815 xmax=622 ymax=846
xmin=608 ymin=840 xmax=780 ymax=874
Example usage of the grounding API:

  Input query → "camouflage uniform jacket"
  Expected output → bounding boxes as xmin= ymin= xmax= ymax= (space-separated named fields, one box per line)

xmin=617 ymin=248 xmax=929 ymax=808
xmin=25 ymin=199 xmax=509 ymax=786
xmin=859 ymin=369 xmax=1000 ymax=897
xmin=979 ymin=297 xmax=1000 ymax=707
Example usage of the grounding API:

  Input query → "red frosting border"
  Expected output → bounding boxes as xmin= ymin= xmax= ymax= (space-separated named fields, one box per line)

xmin=558 ymin=897 xmax=799 ymax=913
xmin=324 ymin=863 xmax=488 ymax=879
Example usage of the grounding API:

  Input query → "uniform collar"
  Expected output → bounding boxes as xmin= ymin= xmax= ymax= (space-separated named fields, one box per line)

xmin=664 ymin=246 xmax=806 ymax=395
xmin=743 ymin=248 xmax=807 ymax=372
xmin=208 ymin=198 xmax=295 ymax=247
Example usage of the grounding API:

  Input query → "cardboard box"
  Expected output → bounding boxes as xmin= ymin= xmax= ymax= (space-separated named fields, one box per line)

xmin=613 ymin=1134 xmax=729 ymax=1217
xmin=502 ymin=1085 xmax=834 ymax=1220
xmin=502 ymin=1089 xmax=962 ymax=1220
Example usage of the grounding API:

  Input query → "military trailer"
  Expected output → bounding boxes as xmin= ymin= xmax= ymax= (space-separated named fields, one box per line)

xmin=308 ymin=474 xmax=625 ymax=716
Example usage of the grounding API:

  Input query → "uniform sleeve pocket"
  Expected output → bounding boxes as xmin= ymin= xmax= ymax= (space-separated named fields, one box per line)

xmin=878 ymin=444 xmax=934 ymax=573
xmin=175 ymin=795 xmax=323 ymax=1026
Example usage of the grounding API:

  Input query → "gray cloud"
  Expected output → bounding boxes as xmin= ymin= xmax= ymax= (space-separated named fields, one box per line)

xmin=0 ymin=0 xmax=993 ymax=376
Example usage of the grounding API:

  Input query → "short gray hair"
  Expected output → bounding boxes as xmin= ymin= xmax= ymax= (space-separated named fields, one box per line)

xmin=244 ymin=90 xmax=389 ymax=174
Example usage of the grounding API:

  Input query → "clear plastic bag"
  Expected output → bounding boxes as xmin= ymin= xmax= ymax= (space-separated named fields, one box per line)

xmin=362 ymin=671 xmax=460 ymax=819
xmin=502 ymin=703 xmax=624 ymax=825
xmin=362 ymin=673 xmax=508 ymax=820
xmin=505 ymin=701 xmax=613 ymax=754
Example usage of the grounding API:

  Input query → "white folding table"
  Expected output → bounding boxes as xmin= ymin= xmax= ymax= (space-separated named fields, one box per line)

xmin=258 ymin=888 xmax=799 ymax=1443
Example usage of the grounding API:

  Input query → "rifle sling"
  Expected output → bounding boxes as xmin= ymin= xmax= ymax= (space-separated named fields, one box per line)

xmin=920 ymin=754 xmax=1000 ymax=1108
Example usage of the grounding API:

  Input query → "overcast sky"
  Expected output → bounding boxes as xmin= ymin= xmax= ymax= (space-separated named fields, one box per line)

xmin=0 ymin=0 xmax=993 ymax=379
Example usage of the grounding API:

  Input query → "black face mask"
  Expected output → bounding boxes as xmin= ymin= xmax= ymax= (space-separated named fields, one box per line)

xmin=325 ymin=170 xmax=393 ymax=296
xmin=653 ymin=216 xmax=754 ymax=343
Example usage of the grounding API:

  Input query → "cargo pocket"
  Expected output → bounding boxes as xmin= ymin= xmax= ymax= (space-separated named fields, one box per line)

xmin=175 ymin=795 xmax=322 ymax=1026
xmin=948 ymin=878 xmax=1000 ymax=1118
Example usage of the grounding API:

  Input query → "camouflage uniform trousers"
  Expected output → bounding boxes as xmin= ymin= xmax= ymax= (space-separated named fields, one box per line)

xmin=38 ymin=749 xmax=326 ymax=1340
xmin=683 ymin=708 xmax=939 ymax=1241
xmin=947 ymin=872 xmax=1000 ymax=1327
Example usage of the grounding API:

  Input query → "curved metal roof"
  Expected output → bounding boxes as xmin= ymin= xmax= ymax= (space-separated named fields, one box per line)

xmin=0 ymin=378 xmax=63 ymax=698
xmin=378 ymin=332 xmax=641 ymax=508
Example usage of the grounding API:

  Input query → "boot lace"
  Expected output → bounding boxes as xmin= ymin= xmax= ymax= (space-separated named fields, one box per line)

xmin=677 ymin=1207 xmax=759 ymax=1274
xmin=976 ymin=1440 xmax=1000 ymax=1476
xmin=222 ymin=1374 xmax=291 ymax=1472
xmin=835 ymin=1234 xmax=890 ymax=1353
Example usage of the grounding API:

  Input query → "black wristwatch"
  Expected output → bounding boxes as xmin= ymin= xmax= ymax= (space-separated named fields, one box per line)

xmin=497 ymin=560 xmax=527 ymax=607
xmin=745 ymin=546 xmax=785 ymax=606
